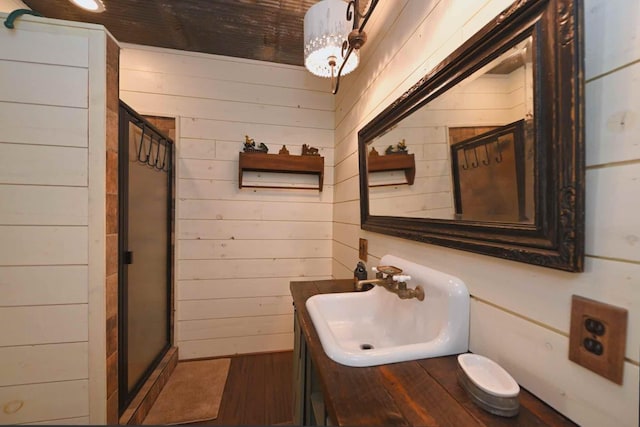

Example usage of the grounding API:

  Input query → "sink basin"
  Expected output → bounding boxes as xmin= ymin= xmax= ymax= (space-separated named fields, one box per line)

xmin=306 ymin=255 xmax=469 ymax=367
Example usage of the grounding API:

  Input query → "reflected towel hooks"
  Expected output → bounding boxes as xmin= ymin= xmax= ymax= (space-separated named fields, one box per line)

xmin=460 ymin=140 xmax=503 ymax=170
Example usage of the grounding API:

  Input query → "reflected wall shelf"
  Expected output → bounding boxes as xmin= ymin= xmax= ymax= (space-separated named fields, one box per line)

xmin=368 ymin=153 xmax=415 ymax=187
xmin=239 ymin=152 xmax=324 ymax=191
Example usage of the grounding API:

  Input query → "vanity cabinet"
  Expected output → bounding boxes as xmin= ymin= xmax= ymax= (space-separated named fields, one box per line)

xmin=293 ymin=308 xmax=333 ymax=426
xmin=291 ymin=279 xmax=577 ymax=427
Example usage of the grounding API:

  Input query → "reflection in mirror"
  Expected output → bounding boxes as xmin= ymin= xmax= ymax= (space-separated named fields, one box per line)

xmin=367 ymin=37 xmax=534 ymax=223
xmin=358 ymin=0 xmax=584 ymax=272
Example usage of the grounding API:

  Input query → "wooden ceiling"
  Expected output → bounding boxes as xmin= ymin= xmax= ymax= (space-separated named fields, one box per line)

xmin=22 ymin=0 xmax=318 ymax=66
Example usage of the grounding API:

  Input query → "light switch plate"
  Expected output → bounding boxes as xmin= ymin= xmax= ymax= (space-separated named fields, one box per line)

xmin=358 ymin=238 xmax=368 ymax=262
xmin=568 ymin=295 xmax=628 ymax=384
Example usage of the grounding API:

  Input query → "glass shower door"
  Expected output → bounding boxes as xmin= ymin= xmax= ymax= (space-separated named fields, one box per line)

xmin=118 ymin=102 xmax=173 ymax=412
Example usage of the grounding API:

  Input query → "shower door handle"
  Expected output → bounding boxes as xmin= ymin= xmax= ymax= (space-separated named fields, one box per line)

xmin=123 ymin=251 xmax=134 ymax=265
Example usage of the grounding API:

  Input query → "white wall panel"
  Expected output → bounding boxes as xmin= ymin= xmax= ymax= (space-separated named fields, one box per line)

xmin=178 ymin=314 xmax=293 ymax=341
xmin=0 ymin=61 xmax=87 ymax=108
xmin=333 ymin=200 xmax=360 ymax=225
xmin=178 ymin=333 xmax=294 ymax=360
xmin=179 ymin=239 xmax=332 ymax=260
xmin=584 ymin=0 xmax=640 ymax=80
xmin=120 ymin=91 xmax=332 ymax=129
xmin=120 ymin=44 xmax=327 ymax=91
xmin=0 ymin=305 xmax=88 ymax=346
xmin=0 ymin=15 xmax=105 ymax=423
xmin=0 ymin=25 xmax=88 ymax=67
xmin=470 ymin=300 xmax=639 ymax=427
xmin=120 ymin=68 xmax=333 ymax=111
xmin=0 ymin=266 xmax=87 ymax=306
xmin=0 ymin=342 xmax=88 ymax=387
xmin=585 ymin=60 xmax=640 ymax=166
xmin=179 ymin=200 xmax=332 ymax=222
xmin=179 ymin=277 xmax=299 ymax=300
xmin=0 ymin=380 xmax=88 ymax=424
xmin=178 ymin=158 xmax=236 ymax=180
xmin=178 ymin=258 xmax=331 ymax=281
xmin=585 ymin=163 xmax=640 ymax=262
xmin=179 ymin=178 xmax=334 ymax=203
xmin=179 ymin=118 xmax=334 ymax=147
xmin=177 ymin=219 xmax=331 ymax=240
xmin=121 ymin=45 xmax=334 ymax=359
xmin=0 ymin=145 xmax=87 ymax=186
xmin=0 ymin=102 xmax=88 ymax=148
xmin=0 ymin=226 xmax=88 ymax=266
xmin=0 ymin=185 xmax=88 ymax=225
xmin=177 ymin=296 xmax=293 ymax=321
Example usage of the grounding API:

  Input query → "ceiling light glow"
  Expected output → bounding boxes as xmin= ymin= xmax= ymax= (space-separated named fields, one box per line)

xmin=68 ymin=0 xmax=106 ymax=13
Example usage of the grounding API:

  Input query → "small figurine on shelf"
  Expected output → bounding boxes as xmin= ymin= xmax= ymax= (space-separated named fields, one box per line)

xmin=369 ymin=147 xmax=380 ymax=157
xmin=385 ymin=139 xmax=409 ymax=155
xmin=279 ymin=145 xmax=290 ymax=155
xmin=301 ymin=144 xmax=320 ymax=156
xmin=243 ymin=135 xmax=269 ymax=153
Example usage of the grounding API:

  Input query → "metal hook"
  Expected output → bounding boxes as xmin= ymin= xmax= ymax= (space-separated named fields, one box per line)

xmin=470 ymin=147 xmax=479 ymax=168
xmin=137 ymin=125 xmax=147 ymax=162
xmin=155 ymin=141 xmax=166 ymax=170
xmin=153 ymin=137 xmax=162 ymax=168
xmin=145 ymin=134 xmax=154 ymax=165
xmin=494 ymin=140 xmax=503 ymax=163
xmin=160 ymin=142 xmax=170 ymax=172
xmin=461 ymin=149 xmax=470 ymax=170
xmin=482 ymin=143 xmax=491 ymax=166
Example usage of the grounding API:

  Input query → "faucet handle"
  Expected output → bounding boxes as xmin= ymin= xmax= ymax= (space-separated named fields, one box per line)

xmin=393 ymin=274 xmax=411 ymax=283
xmin=373 ymin=265 xmax=403 ymax=276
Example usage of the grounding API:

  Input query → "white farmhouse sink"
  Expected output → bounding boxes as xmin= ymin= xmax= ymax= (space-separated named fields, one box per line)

xmin=306 ymin=255 xmax=469 ymax=367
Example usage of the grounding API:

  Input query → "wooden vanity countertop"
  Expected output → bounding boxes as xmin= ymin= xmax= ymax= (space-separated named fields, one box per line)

xmin=290 ymin=279 xmax=577 ymax=427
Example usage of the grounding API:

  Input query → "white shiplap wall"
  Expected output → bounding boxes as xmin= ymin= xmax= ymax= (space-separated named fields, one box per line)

xmin=333 ymin=1 xmax=639 ymax=426
xmin=119 ymin=45 xmax=335 ymax=359
xmin=0 ymin=15 xmax=110 ymax=425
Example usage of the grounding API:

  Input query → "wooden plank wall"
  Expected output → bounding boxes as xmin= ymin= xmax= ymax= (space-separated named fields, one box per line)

xmin=332 ymin=1 xmax=639 ymax=426
xmin=119 ymin=46 xmax=335 ymax=359
xmin=0 ymin=16 xmax=95 ymax=425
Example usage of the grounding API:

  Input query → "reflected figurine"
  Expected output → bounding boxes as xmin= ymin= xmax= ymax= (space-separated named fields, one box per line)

xmin=385 ymin=139 xmax=408 ymax=155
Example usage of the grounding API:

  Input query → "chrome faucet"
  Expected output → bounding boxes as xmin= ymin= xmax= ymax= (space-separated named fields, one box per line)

xmin=355 ymin=265 xmax=425 ymax=301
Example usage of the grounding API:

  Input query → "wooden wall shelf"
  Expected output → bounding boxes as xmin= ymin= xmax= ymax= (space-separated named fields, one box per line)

xmin=368 ymin=153 xmax=415 ymax=187
xmin=239 ymin=152 xmax=324 ymax=191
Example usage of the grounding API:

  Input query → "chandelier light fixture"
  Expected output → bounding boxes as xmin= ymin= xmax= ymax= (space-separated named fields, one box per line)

xmin=304 ymin=0 xmax=378 ymax=94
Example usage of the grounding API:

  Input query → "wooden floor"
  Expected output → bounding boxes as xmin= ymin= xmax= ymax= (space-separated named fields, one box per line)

xmin=193 ymin=351 xmax=294 ymax=426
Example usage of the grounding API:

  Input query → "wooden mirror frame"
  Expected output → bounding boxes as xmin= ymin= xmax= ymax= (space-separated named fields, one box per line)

xmin=358 ymin=0 xmax=584 ymax=272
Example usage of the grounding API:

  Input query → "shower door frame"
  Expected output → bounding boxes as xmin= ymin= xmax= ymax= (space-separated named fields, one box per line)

xmin=117 ymin=101 xmax=174 ymax=414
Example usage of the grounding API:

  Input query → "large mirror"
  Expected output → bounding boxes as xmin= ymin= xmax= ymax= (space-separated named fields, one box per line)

xmin=358 ymin=0 xmax=584 ymax=272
